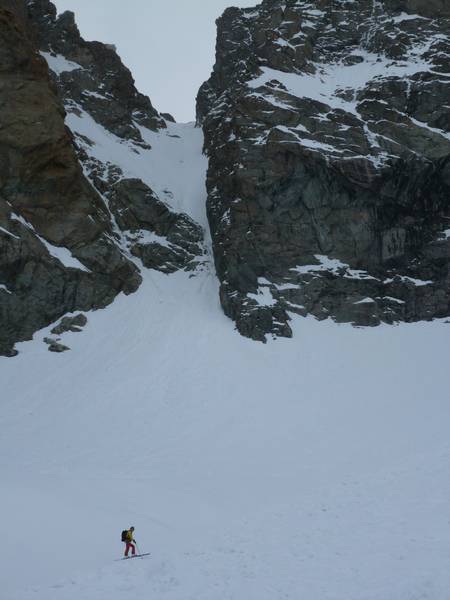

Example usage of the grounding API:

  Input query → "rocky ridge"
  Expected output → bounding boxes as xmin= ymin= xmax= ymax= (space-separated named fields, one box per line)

xmin=0 ymin=0 xmax=206 ymax=356
xmin=198 ymin=0 xmax=450 ymax=340
xmin=0 ymin=0 xmax=141 ymax=356
xmin=27 ymin=0 xmax=166 ymax=143
xmin=29 ymin=0 xmax=206 ymax=275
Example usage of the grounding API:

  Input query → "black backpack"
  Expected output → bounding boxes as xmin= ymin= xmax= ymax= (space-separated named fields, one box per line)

xmin=121 ymin=530 xmax=128 ymax=542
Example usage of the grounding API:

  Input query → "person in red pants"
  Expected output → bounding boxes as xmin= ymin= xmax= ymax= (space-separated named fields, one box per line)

xmin=124 ymin=526 xmax=136 ymax=557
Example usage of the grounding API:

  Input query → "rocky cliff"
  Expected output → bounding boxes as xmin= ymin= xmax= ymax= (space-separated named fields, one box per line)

xmin=27 ymin=0 xmax=166 ymax=142
xmin=0 ymin=0 xmax=142 ymax=356
xmin=198 ymin=0 xmax=450 ymax=340
xmin=2 ymin=0 xmax=449 ymax=355
xmin=0 ymin=0 xmax=205 ymax=356
xmin=28 ymin=0 xmax=205 ymax=275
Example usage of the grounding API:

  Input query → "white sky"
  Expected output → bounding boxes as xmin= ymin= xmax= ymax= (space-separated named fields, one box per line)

xmin=53 ymin=0 xmax=257 ymax=122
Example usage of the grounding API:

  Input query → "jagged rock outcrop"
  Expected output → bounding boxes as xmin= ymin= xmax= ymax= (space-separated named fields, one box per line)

xmin=27 ymin=0 xmax=166 ymax=143
xmin=198 ymin=0 xmax=450 ymax=340
xmin=0 ymin=0 xmax=140 ymax=356
xmin=1 ymin=0 xmax=206 ymax=356
xmin=51 ymin=313 xmax=87 ymax=334
xmin=26 ymin=0 xmax=207 ymax=280
xmin=109 ymin=179 xmax=204 ymax=273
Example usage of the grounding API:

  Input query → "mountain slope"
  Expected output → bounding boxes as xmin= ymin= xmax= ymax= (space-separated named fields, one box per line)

xmin=0 ymin=2 xmax=449 ymax=599
xmin=1 ymin=265 xmax=450 ymax=599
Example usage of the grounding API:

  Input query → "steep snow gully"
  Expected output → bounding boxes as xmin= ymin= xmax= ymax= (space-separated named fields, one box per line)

xmin=1 ymin=120 xmax=450 ymax=600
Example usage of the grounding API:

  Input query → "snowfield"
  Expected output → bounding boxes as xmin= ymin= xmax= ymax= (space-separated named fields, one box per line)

xmin=1 ymin=120 xmax=449 ymax=600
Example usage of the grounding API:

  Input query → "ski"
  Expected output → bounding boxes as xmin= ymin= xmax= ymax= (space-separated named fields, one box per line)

xmin=116 ymin=553 xmax=151 ymax=561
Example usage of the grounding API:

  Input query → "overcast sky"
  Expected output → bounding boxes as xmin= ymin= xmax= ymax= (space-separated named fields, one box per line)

xmin=53 ymin=0 xmax=257 ymax=122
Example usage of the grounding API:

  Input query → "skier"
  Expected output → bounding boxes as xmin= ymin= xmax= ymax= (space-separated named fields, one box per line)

xmin=123 ymin=526 xmax=136 ymax=557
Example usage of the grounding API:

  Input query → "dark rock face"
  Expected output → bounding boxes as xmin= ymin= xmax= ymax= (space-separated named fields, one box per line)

xmin=1 ymin=0 xmax=205 ymax=356
xmin=161 ymin=112 xmax=176 ymax=123
xmin=198 ymin=0 xmax=450 ymax=340
xmin=0 ymin=1 xmax=140 ymax=356
xmin=51 ymin=313 xmax=87 ymax=334
xmin=384 ymin=0 xmax=450 ymax=18
xmin=27 ymin=0 xmax=166 ymax=143
xmin=109 ymin=179 xmax=205 ymax=273
xmin=47 ymin=340 xmax=70 ymax=353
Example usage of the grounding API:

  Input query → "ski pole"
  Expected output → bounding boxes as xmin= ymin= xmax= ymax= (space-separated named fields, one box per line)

xmin=136 ymin=542 xmax=143 ymax=557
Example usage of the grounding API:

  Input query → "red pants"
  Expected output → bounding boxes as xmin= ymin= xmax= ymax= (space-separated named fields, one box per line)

xmin=125 ymin=542 xmax=136 ymax=557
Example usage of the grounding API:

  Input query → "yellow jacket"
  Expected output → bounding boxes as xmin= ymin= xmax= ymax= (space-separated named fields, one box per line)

xmin=125 ymin=530 xmax=134 ymax=543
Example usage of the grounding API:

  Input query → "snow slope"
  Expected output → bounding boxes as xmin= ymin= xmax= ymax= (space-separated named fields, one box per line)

xmin=1 ymin=122 xmax=449 ymax=600
xmin=65 ymin=107 xmax=208 ymax=225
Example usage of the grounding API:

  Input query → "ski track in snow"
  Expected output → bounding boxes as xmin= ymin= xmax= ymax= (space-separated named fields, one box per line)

xmin=1 ymin=108 xmax=450 ymax=600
